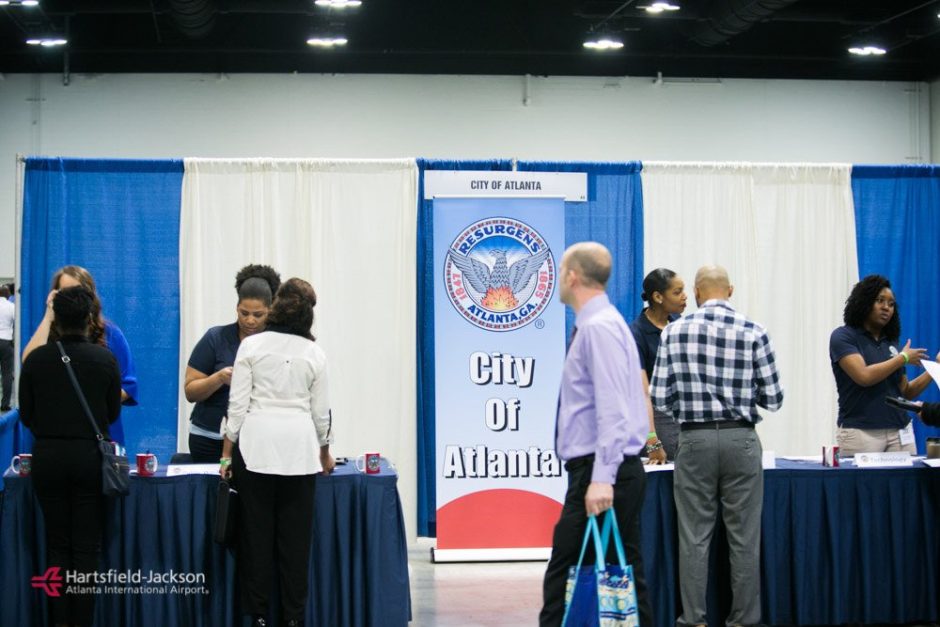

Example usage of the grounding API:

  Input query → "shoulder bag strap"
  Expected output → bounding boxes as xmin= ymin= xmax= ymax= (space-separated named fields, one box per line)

xmin=55 ymin=341 xmax=105 ymax=442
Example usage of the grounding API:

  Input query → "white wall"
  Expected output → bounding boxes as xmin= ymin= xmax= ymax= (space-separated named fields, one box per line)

xmin=0 ymin=72 xmax=932 ymax=275
xmin=932 ymin=79 xmax=940 ymax=163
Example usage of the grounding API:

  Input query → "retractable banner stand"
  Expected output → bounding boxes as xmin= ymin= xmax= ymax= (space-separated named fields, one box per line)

xmin=426 ymin=171 xmax=586 ymax=562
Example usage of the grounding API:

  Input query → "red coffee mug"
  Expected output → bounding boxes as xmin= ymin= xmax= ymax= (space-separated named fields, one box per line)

xmin=355 ymin=452 xmax=381 ymax=475
xmin=822 ymin=445 xmax=840 ymax=467
xmin=10 ymin=453 xmax=32 ymax=476
xmin=136 ymin=453 xmax=159 ymax=476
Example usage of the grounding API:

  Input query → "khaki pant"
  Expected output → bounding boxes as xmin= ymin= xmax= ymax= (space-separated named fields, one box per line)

xmin=836 ymin=426 xmax=917 ymax=457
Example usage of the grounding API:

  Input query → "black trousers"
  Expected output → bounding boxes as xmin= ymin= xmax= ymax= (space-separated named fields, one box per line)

xmin=540 ymin=455 xmax=652 ymax=627
xmin=31 ymin=439 xmax=103 ymax=627
xmin=188 ymin=432 xmax=223 ymax=463
xmin=0 ymin=338 xmax=13 ymax=409
xmin=233 ymin=446 xmax=315 ymax=622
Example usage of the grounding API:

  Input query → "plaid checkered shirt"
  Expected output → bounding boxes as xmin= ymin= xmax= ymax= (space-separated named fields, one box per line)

xmin=650 ymin=299 xmax=783 ymax=423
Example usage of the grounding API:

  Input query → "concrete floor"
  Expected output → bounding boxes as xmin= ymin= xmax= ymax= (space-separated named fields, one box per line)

xmin=408 ymin=538 xmax=546 ymax=626
xmin=405 ymin=541 xmax=940 ymax=627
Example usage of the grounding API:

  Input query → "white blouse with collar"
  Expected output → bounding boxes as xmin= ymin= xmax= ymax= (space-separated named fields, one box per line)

xmin=224 ymin=330 xmax=332 ymax=475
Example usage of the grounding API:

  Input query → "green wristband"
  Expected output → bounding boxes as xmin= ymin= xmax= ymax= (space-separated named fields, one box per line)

xmin=901 ymin=351 xmax=910 ymax=365
xmin=219 ymin=458 xmax=232 ymax=467
xmin=647 ymin=431 xmax=658 ymax=441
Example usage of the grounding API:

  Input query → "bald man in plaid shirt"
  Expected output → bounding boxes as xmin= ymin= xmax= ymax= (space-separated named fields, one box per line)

xmin=651 ymin=265 xmax=783 ymax=627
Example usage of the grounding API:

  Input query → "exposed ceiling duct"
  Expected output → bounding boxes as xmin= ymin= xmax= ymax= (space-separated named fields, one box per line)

xmin=691 ymin=0 xmax=801 ymax=47
xmin=0 ymin=1 xmax=937 ymax=80
xmin=167 ymin=0 xmax=216 ymax=39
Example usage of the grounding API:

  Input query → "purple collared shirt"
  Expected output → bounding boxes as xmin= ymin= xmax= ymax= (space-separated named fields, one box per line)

xmin=556 ymin=293 xmax=648 ymax=484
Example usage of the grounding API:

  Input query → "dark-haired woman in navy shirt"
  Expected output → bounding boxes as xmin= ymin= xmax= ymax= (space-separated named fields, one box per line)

xmin=830 ymin=274 xmax=936 ymax=456
xmin=185 ymin=265 xmax=280 ymax=462
xmin=630 ymin=268 xmax=686 ymax=461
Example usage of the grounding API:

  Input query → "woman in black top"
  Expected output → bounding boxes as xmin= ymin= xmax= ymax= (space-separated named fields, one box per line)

xmin=629 ymin=268 xmax=687 ymax=460
xmin=917 ymin=403 xmax=940 ymax=426
xmin=19 ymin=286 xmax=122 ymax=627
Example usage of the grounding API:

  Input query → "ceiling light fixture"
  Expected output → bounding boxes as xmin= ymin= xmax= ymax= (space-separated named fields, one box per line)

xmin=848 ymin=45 xmax=886 ymax=56
xmin=1 ymin=0 xmax=41 ymax=6
xmin=307 ymin=36 xmax=348 ymax=47
xmin=583 ymin=37 xmax=624 ymax=50
xmin=641 ymin=2 xmax=680 ymax=13
xmin=26 ymin=37 xmax=67 ymax=47
xmin=314 ymin=0 xmax=361 ymax=8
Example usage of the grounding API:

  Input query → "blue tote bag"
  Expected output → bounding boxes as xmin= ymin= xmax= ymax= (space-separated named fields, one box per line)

xmin=562 ymin=510 xmax=639 ymax=627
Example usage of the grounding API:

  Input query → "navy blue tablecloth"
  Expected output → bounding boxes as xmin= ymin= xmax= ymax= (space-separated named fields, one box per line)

xmin=639 ymin=459 xmax=940 ymax=627
xmin=0 ymin=459 xmax=411 ymax=627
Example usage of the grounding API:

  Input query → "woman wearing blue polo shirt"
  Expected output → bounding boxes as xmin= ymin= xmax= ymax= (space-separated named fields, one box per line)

xmin=630 ymin=267 xmax=687 ymax=461
xmin=185 ymin=264 xmax=280 ymax=463
xmin=830 ymin=275 xmax=935 ymax=456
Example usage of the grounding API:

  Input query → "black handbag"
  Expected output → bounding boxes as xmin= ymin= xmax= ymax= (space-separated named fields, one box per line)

xmin=56 ymin=341 xmax=131 ymax=497
xmin=214 ymin=479 xmax=238 ymax=548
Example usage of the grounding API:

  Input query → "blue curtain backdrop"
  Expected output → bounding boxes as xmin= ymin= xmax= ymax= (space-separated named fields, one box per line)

xmin=852 ymin=164 xmax=940 ymax=453
xmin=415 ymin=158 xmax=514 ymax=536
xmin=18 ymin=158 xmax=184 ymax=462
xmin=516 ymin=161 xmax=645 ymax=335
xmin=415 ymin=159 xmax=645 ymax=536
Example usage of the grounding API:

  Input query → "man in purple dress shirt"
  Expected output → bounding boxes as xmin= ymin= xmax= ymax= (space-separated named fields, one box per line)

xmin=539 ymin=242 xmax=654 ymax=627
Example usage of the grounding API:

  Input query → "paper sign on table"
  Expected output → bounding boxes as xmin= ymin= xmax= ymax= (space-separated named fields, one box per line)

xmin=166 ymin=464 xmax=220 ymax=476
xmin=854 ymin=452 xmax=913 ymax=468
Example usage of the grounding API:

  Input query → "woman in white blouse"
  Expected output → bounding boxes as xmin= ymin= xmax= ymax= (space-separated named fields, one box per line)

xmin=220 ymin=277 xmax=334 ymax=627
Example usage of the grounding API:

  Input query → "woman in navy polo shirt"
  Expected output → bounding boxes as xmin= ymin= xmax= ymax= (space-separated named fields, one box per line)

xmin=830 ymin=274 xmax=936 ymax=456
xmin=630 ymin=267 xmax=687 ymax=460
xmin=185 ymin=264 xmax=280 ymax=462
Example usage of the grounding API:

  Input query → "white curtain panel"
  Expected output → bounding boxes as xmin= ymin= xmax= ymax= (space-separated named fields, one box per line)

xmin=642 ymin=162 xmax=858 ymax=455
xmin=179 ymin=158 xmax=418 ymax=536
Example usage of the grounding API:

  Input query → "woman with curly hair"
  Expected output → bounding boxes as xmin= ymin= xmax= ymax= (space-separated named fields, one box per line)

xmin=830 ymin=274 xmax=936 ymax=456
xmin=185 ymin=264 xmax=281 ymax=463
xmin=23 ymin=265 xmax=138 ymax=445
xmin=220 ymin=278 xmax=334 ymax=627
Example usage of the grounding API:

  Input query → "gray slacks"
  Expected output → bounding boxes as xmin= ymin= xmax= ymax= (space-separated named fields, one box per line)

xmin=674 ymin=426 xmax=763 ymax=627
xmin=653 ymin=408 xmax=680 ymax=461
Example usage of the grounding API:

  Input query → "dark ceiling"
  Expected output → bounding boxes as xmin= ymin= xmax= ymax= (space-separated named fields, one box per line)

xmin=1 ymin=0 xmax=939 ymax=81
